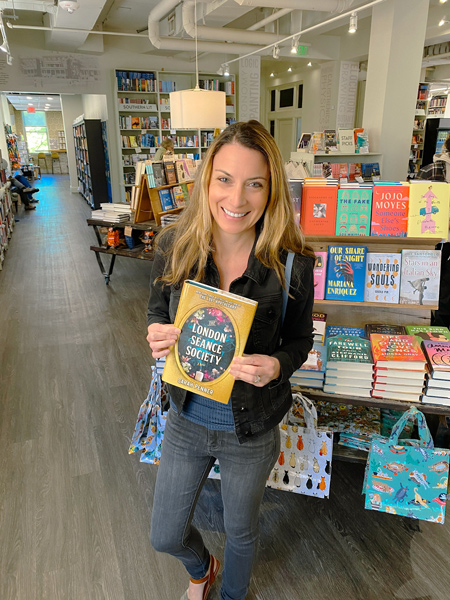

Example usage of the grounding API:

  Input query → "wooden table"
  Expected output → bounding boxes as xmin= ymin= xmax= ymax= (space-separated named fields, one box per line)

xmin=87 ymin=218 xmax=158 ymax=284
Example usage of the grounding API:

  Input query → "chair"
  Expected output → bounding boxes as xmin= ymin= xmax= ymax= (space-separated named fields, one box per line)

xmin=51 ymin=152 xmax=62 ymax=174
xmin=37 ymin=153 xmax=48 ymax=174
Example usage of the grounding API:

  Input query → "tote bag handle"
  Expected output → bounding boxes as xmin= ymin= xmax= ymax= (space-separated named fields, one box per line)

xmin=388 ymin=406 xmax=434 ymax=448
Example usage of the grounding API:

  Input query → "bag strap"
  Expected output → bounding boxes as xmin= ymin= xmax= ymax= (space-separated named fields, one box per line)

xmin=282 ymin=251 xmax=294 ymax=327
xmin=388 ymin=406 xmax=434 ymax=448
xmin=292 ymin=392 xmax=317 ymax=432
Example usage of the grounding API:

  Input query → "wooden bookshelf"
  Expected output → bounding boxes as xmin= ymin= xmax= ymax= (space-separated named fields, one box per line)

xmin=134 ymin=176 xmax=191 ymax=225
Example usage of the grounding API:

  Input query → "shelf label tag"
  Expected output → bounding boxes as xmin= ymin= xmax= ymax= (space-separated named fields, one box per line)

xmin=124 ymin=226 xmax=133 ymax=237
xmin=170 ymin=129 xmax=176 ymax=134
xmin=135 ymin=147 xmax=142 ymax=153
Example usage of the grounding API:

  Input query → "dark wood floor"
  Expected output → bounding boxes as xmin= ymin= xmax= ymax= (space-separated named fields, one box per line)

xmin=1 ymin=176 xmax=450 ymax=600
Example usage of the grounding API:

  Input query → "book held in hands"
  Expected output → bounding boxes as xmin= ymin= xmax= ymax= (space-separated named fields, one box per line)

xmin=162 ymin=281 xmax=257 ymax=403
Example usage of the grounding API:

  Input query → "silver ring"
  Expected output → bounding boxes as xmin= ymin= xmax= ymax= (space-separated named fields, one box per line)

xmin=254 ymin=375 xmax=261 ymax=384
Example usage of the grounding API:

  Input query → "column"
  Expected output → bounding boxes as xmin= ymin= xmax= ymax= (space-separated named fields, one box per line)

xmin=362 ymin=0 xmax=429 ymax=180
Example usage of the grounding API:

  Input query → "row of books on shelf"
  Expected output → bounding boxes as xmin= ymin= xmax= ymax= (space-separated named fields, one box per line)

xmin=311 ymin=161 xmax=380 ymax=181
xmin=313 ymin=246 xmax=440 ymax=305
xmin=122 ymin=134 xmax=156 ymax=148
xmin=198 ymin=79 xmax=234 ymax=95
xmin=157 ymin=183 xmax=192 ymax=211
xmin=294 ymin=179 xmax=450 ymax=238
xmin=291 ymin=324 xmax=450 ymax=407
xmin=297 ymin=128 xmax=370 ymax=154
xmin=119 ymin=115 xmax=159 ymax=130
xmin=116 ymin=71 xmax=157 ymax=92
xmin=118 ymin=98 xmax=157 ymax=106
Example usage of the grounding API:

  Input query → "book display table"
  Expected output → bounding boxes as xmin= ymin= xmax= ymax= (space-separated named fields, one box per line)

xmin=87 ymin=218 xmax=158 ymax=284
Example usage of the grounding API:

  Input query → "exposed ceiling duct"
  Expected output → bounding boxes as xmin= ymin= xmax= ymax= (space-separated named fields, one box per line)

xmin=234 ymin=0 xmax=353 ymax=10
xmin=0 ymin=0 xmax=56 ymax=11
xmin=43 ymin=0 xmax=108 ymax=50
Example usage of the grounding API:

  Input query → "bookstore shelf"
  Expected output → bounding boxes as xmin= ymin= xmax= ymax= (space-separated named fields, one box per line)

xmin=313 ymin=299 xmax=438 ymax=310
xmin=72 ymin=118 xmax=108 ymax=209
xmin=0 ymin=183 xmax=14 ymax=270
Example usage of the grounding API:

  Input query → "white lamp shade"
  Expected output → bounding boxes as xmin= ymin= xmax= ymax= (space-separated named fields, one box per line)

xmin=170 ymin=89 xmax=226 ymax=129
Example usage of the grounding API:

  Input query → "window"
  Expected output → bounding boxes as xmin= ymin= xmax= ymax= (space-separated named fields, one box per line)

xmin=270 ymin=90 xmax=276 ymax=112
xmin=298 ymin=84 xmax=303 ymax=109
xmin=279 ymin=87 xmax=294 ymax=108
xmin=22 ymin=111 xmax=50 ymax=152
xmin=269 ymin=120 xmax=275 ymax=137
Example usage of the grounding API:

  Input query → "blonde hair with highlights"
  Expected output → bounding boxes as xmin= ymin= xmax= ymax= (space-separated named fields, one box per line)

xmin=156 ymin=120 xmax=314 ymax=287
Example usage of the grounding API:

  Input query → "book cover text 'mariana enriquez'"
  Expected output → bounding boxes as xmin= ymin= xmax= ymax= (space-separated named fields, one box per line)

xmin=162 ymin=281 xmax=258 ymax=403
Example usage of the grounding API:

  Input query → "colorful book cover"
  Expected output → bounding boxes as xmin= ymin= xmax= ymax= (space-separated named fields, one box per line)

xmin=325 ymin=326 xmax=365 ymax=340
xmin=399 ymin=249 xmax=441 ymax=306
xmin=175 ymin=160 xmax=190 ymax=183
xmin=162 ymin=281 xmax=257 ymax=403
xmin=323 ymin=129 xmax=338 ymax=152
xmin=300 ymin=185 xmax=338 ymax=236
xmin=370 ymin=334 xmax=426 ymax=367
xmin=407 ymin=182 xmax=450 ymax=238
xmin=422 ymin=340 xmax=450 ymax=374
xmin=370 ymin=185 xmax=409 ymax=236
xmin=365 ymin=324 xmax=406 ymax=337
xmin=335 ymin=188 xmax=372 ymax=236
xmin=326 ymin=335 xmax=373 ymax=367
xmin=313 ymin=252 xmax=327 ymax=300
xmin=131 ymin=116 xmax=140 ymax=129
xmin=163 ymin=160 xmax=177 ymax=185
xmin=364 ymin=252 xmax=401 ymax=303
xmin=405 ymin=326 xmax=450 ymax=343
xmin=158 ymin=188 xmax=175 ymax=211
xmin=288 ymin=179 xmax=303 ymax=228
xmin=171 ymin=185 xmax=186 ymax=208
xmin=299 ymin=343 xmax=327 ymax=373
xmin=324 ymin=245 xmax=367 ymax=302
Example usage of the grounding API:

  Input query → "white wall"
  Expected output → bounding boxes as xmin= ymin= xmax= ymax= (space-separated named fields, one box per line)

xmin=82 ymin=95 xmax=108 ymax=121
xmin=60 ymin=95 xmax=83 ymax=192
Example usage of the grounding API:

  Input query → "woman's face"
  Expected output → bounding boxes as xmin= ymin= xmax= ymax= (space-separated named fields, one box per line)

xmin=208 ymin=142 xmax=270 ymax=237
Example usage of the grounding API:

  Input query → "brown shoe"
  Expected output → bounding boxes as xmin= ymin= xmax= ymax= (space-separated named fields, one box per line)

xmin=25 ymin=205 xmax=36 ymax=210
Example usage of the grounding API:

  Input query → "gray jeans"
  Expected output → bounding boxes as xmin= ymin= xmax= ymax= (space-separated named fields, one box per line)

xmin=150 ymin=408 xmax=280 ymax=600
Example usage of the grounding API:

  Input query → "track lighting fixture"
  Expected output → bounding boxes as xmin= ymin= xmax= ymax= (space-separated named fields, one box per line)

xmin=291 ymin=36 xmax=299 ymax=55
xmin=439 ymin=17 xmax=448 ymax=26
xmin=349 ymin=12 xmax=357 ymax=33
xmin=0 ymin=42 xmax=8 ymax=53
xmin=217 ymin=66 xmax=224 ymax=76
xmin=307 ymin=62 xmax=312 ymax=67
xmin=273 ymin=45 xmax=280 ymax=59
xmin=223 ymin=63 xmax=230 ymax=77
xmin=288 ymin=67 xmax=292 ymax=72
xmin=270 ymin=72 xmax=274 ymax=77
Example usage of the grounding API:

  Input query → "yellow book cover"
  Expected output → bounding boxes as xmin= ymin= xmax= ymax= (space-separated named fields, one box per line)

xmin=407 ymin=181 xmax=450 ymax=238
xmin=162 ymin=281 xmax=258 ymax=403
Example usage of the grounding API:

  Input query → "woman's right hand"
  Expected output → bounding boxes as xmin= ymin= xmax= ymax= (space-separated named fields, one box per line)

xmin=146 ymin=323 xmax=181 ymax=359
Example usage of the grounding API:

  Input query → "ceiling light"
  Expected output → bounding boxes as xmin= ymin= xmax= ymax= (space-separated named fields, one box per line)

xmin=28 ymin=103 xmax=33 ymax=106
xmin=441 ymin=0 xmax=448 ymax=4
xmin=270 ymin=72 xmax=274 ymax=77
xmin=273 ymin=45 xmax=280 ymax=59
xmin=291 ymin=37 xmax=299 ymax=55
xmin=6 ymin=20 xmax=12 ymax=29
xmin=288 ymin=67 xmax=292 ymax=72
xmin=223 ymin=63 xmax=230 ymax=77
xmin=439 ymin=17 xmax=448 ymax=26
xmin=27 ymin=96 xmax=32 ymax=99
xmin=47 ymin=96 xmax=53 ymax=100
xmin=307 ymin=62 xmax=312 ymax=67
xmin=217 ymin=66 xmax=224 ymax=76
xmin=349 ymin=12 xmax=357 ymax=33
xmin=58 ymin=1 xmax=80 ymax=13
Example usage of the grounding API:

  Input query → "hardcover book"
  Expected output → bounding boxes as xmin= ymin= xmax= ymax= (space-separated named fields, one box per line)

xmin=325 ymin=326 xmax=365 ymax=340
xmin=363 ymin=252 xmax=401 ymax=303
xmin=288 ymin=179 xmax=303 ymax=228
xmin=298 ymin=343 xmax=327 ymax=373
xmin=407 ymin=181 xmax=450 ymax=238
xmin=175 ymin=160 xmax=190 ymax=183
xmin=313 ymin=252 xmax=327 ymax=300
xmin=335 ymin=188 xmax=372 ymax=236
xmin=162 ymin=281 xmax=257 ymax=403
xmin=370 ymin=184 xmax=409 ymax=236
xmin=312 ymin=312 xmax=327 ymax=343
xmin=158 ymin=188 xmax=175 ymax=211
xmin=399 ymin=249 xmax=441 ymax=306
xmin=171 ymin=185 xmax=186 ymax=208
xmin=323 ymin=129 xmax=338 ymax=152
xmin=322 ymin=384 xmax=371 ymax=398
xmin=326 ymin=335 xmax=374 ymax=371
xmin=152 ymin=161 xmax=166 ymax=187
xmin=405 ymin=326 xmax=450 ymax=343
xmin=300 ymin=185 xmax=338 ymax=236
xmin=325 ymin=245 xmax=368 ymax=302
xmin=163 ymin=160 xmax=177 ymax=185
xmin=365 ymin=324 xmax=406 ymax=337
xmin=370 ymin=334 xmax=426 ymax=370
xmin=421 ymin=340 xmax=450 ymax=379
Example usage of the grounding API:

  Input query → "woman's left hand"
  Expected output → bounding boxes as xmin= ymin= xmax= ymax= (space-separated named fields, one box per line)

xmin=229 ymin=354 xmax=281 ymax=387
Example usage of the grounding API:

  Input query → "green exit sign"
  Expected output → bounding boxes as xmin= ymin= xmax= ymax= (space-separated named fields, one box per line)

xmin=297 ymin=45 xmax=308 ymax=56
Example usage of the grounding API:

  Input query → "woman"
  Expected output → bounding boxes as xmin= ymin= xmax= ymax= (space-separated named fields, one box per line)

xmin=146 ymin=120 xmax=315 ymax=600
xmin=154 ymin=137 xmax=175 ymax=161
xmin=417 ymin=132 xmax=450 ymax=181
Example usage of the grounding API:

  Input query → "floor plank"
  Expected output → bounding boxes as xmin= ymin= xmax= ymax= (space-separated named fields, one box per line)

xmin=1 ymin=176 xmax=450 ymax=599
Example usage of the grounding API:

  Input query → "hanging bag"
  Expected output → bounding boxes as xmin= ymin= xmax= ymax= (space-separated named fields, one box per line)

xmin=266 ymin=392 xmax=333 ymax=498
xmin=363 ymin=406 xmax=450 ymax=524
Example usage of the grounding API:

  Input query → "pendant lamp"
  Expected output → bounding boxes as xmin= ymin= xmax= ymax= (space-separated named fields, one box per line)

xmin=170 ymin=0 xmax=226 ymax=130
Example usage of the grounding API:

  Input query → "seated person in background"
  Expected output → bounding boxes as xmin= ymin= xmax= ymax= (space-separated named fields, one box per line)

xmin=416 ymin=132 xmax=450 ymax=181
xmin=11 ymin=162 xmax=39 ymax=197
xmin=154 ymin=137 xmax=174 ymax=161
xmin=1 ymin=158 xmax=37 ymax=210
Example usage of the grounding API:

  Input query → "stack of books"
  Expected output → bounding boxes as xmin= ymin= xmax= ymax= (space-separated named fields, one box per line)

xmin=323 ymin=335 xmax=374 ymax=398
xmin=370 ymin=334 xmax=427 ymax=402
xmin=290 ymin=342 xmax=326 ymax=389
xmin=91 ymin=203 xmax=132 ymax=223
xmin=421 ymin=340 xmax=450 ymax=407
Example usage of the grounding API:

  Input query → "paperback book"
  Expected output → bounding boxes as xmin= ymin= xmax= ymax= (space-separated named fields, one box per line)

xmin=370 ymin=184 xmax=409 ymax=237
xmin=313 ymin=252 xmax=327 ymax=300
xmin=421 ymin=340 xmax=450 ymax=380
xmin=407 ymin=181 xmax=450 ymax=238
xmin=325 ymin=245 xmax=368 ymax=302
xmin=365 ymin=324 xmax=406 ymax=337
xmin=326 ymin=335 xmax=374 ymax=372
xmin=298 ymin=342 xmax=327 ymax=374
xmin=325 ymin=326 xmax=365 ymax=340
xmin=158 ymin=188 xmax=175 ymax=211
xmin=312 ymin=312 xmax=327 ymax=343
xmin=162 ymin=281 xmax=257 ymax=403
xmin=300 ymin=185 xmax=338 ymax=236
xmin=335 ymin=188 xmax=372 ymax=236
xmin=370 ymin=334 xmax=426 ymax=370
xmin=399 ymin=249 xmax=441 ymax=306
xmin=288 ymin=179 xmax=303 ymax=228
xmin=152 ymin=162 xmax=167 ymax=187
xmin=163 ymin=159 xmax=177 ymax=185
xmin=363 ymin=252 xmax=401 ymax=303
xmin=405 ymin=326 xmax=450 ymax=343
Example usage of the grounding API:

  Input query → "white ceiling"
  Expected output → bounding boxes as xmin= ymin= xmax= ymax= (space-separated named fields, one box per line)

xmin=5 ymin=93 xmax=62 ymax=111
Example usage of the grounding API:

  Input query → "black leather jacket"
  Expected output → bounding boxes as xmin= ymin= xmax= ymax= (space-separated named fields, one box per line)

xmin=147 ymin=236 xmax=315 ymax=443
